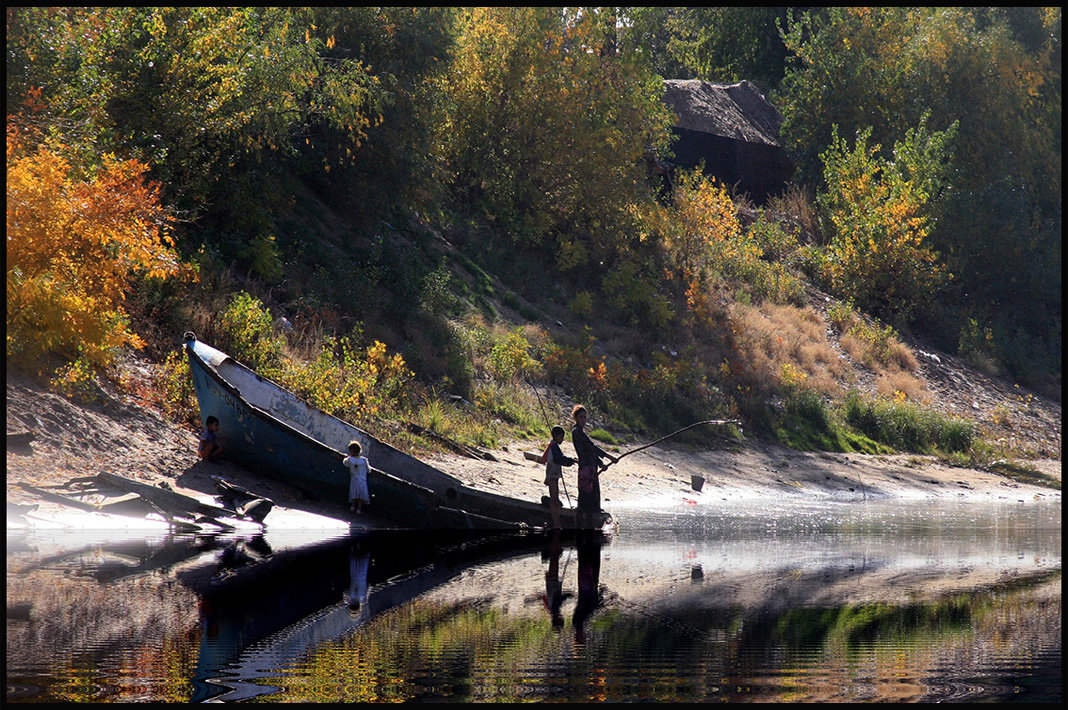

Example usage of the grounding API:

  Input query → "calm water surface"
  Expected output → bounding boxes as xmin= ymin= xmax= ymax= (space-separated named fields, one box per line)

xmin=6 ymin=499 xmax=1060 ymax=703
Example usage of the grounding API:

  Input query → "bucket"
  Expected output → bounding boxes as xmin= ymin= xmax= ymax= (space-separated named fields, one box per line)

xmin=691 ymin=474 xmax=705 ymax=492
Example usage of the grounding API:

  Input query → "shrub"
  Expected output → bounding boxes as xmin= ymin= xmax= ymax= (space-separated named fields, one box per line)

xmin=748 ymin=213 xmax=802 ymax=262
xmin=6 ymin=131 xmax=188 ymax=374
xmin=217 ymin=291 xmax=285 ymax=378
xmin=843 ymin=390 xmax=975 ymax=453
xmin=285 ymin=336 xmax=413 ymax=423
xmin=569 ymin=291 xmax=595 ymax=319
xmin=488 ymin=329 xmax=536 ymax=382
xmin=49 ymin=356 xmax=99 ymax=403
xmin=158 ymin=349 xmax=199 ymax=425
xmin=649 ymin=169 xmax=804 ymax=307
xmin=958 ymin=317 xmax=999 ymax=372
xmin=786 ymin=388 xmax=830 ymax=431
xmin=817 ymin=120 xmax=954 ymax=322
xmin=240 ymin=233 xmax=284 ymax=284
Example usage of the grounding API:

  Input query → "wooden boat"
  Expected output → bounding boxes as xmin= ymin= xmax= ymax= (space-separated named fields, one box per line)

xmin=183 ymin=333 xmax=609 ymax=530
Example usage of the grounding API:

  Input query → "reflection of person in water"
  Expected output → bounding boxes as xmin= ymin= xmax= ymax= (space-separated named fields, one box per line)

xmin=572 ymin=531 xmax=604 ymax=644
xmin=345 ymin=541 xmax=370 ymax=617
xmin=541 ymin=530 xmax=573 ymax=629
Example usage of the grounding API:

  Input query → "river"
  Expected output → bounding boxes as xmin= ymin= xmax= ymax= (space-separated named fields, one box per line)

xmin=6 ymin=499 xmax=1060 ymax=703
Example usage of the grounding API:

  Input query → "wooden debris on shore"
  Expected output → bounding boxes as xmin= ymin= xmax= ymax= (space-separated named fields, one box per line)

xmin=7 ymin=430 xmax=35 ymax=446
xmin=17 ymin=472 xmax=274 ymax=531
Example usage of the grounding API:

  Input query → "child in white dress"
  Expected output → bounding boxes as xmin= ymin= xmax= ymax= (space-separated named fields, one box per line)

xmin=342 ymin=441 xmax=371 ymax=514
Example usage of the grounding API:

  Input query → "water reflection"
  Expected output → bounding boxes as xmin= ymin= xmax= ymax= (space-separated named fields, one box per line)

xmin=540 ymin=531 xmax=572 ymax=629
xmin=5 ymin=502 xmax=1061 ymax=703
xmin=346 ymin=540 xmax=370 ymax=617
xmin=187 ymin=529 xmax=564 ymax=702
xmin=572 ymin=531 xmax=604 ymax=644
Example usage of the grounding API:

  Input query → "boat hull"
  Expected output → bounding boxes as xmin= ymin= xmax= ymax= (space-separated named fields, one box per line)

xmin=184 ymin=335 xmax=606 ymax=530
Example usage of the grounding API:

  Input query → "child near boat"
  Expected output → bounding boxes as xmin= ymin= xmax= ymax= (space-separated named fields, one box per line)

xmin=342 ymin=441 xmax=371 ymax=514
xmin=538 ymin=425 xmax=575 ymax=529
xmin=198 ymin=415 xmax=223 ymax=462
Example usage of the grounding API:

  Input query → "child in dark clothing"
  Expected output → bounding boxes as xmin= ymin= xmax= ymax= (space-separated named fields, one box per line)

xmin=538 ymin=425 xmax=575 ymax=529
xmin=198 ymin=415 xmax=223 ymax=462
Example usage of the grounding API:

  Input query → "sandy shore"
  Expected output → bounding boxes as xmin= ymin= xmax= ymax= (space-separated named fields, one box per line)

xmin=432 ymin=438 xmax=1061 ymax=512
xmin=5 ymin=360 xmax=1060 ymax=525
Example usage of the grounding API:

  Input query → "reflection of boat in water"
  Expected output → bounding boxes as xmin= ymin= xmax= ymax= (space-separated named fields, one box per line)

xmin=184 ymin=333 xmax=608 ymax=531
xmin=181 ymin=528 xmax=585 ymax=702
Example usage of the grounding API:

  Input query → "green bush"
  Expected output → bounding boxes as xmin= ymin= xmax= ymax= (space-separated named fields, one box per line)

xmin=488 ymin=330 xmax=535 ymax=382
xmin=158 ymin=349 xmax=199 ymax=425
xmin=217 ymin=291 xmax=284 ymax=378
xmin=843 ymin=390 xmax=975 ymax=454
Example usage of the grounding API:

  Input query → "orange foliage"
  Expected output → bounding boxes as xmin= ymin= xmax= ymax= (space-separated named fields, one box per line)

xmin=6 ymin=125 xmax=189 ymax=372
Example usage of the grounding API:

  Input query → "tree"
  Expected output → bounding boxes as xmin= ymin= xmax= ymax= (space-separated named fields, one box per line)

xmin=619 ymin=7 xmax=804 ymax=88
xmin=6 ymin=124 xmax=187 ymax=373
xmin=777 ymin=7 xmax=1060 ymax=386
xmin=817 ymin=122 xmax=954 ymax=323
xmin=6 ymin=7 xmax=383 ymax=236
xmin=440 ymin=7 xmax=672 ymax=259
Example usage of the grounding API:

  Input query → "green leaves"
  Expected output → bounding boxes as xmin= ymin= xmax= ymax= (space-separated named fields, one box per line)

xmin=440 ymin=7 xmax=672 ymax=252
xmin=816 ymin=122 xmax=953 ymax=322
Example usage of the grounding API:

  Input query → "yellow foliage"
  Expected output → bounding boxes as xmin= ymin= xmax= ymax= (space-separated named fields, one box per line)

xmin=6 ymin=128 xmax=188 ymax=373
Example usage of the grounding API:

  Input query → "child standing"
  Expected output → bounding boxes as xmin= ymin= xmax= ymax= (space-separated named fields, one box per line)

xmin=198 ymin=415 xmax=223 ymax=462
xmin=538 ymin=425 xmax=575 ymax=529
xmin=342 ymin=441 xmax=371 ymax=514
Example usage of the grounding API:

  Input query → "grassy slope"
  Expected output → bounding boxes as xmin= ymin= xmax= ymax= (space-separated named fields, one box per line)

xmin=147 ymin=182 xmax=1060 ymax=469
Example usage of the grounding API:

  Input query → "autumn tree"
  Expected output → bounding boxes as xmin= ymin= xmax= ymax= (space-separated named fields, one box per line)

xmin=440 ymin=7 xmax=672 ymax=258
xmin=6 ymin=123 xmax=187 ymax=375
xmin=777 ymin=6 xmax=1061 ymax=386
xmin=816 ymin=121 xmax=955 ymax=323
xmin=6 ymin=7 xmax=384 ymax=245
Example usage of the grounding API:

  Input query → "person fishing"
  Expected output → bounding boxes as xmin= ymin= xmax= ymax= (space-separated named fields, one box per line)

xmin=538 ymin=425 xmax=575 ymax=529
xmin=570 ymin=405 xmax=618 ymax=529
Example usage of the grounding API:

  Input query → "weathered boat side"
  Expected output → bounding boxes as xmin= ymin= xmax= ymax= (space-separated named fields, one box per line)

xmin=183 ymin=334 xmax=604 ymax=530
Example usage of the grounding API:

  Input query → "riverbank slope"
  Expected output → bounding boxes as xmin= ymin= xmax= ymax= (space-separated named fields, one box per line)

xmin=6 ymin=352 xmax=1059 ymax=523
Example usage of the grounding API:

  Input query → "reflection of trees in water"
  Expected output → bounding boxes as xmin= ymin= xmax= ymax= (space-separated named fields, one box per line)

xmin=285 ymin=563 xmax=1059 ymax=702
xmin=8 ymin=529 xmax=1060 ymax=703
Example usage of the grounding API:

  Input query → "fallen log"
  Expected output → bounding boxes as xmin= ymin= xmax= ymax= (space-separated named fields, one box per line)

xmin=96 ymin=472 xmax=247 ymax=522
xmin=7 ymin=430 xmax=34 ymax=447
xmin=17 ymin=483 xmax=99 ymax=512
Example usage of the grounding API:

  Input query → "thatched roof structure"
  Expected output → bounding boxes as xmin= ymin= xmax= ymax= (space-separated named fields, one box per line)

xmin=659 ymin=79 xmax=792 ymax=202
xmin=662 ymin=79 xmax=784 ymax=147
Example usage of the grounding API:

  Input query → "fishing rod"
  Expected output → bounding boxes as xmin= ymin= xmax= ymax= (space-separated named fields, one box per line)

xmin=599 ymin=419 xmax=740 ymax=472
xmin=526 ymin=376 xmax=573 ymax=508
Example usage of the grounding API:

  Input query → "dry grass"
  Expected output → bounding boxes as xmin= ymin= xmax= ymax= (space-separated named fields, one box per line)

xmin=733 ymin=302 xmax=849 ymax=394
xmin=876 ymin=368 xmax=929 ymax=402
xmin=887 ymin=340 xmax=919 ymax=372
xmin=840 ymin=324 xmax=919 ymax=375
xmin=766 ymin=183 xmax=820 ymax=243
xmin=839 ymin=332 xmax=870 ymax=365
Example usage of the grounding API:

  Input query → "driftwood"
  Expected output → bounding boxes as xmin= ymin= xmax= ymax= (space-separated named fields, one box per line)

xmin=18 ymin=483 xmax=99 ymax=511
xmin=6 ymin=430 xmax=34 ymax=447
xmin=404 ymin=422 xmax=498 ymax=461
xmin=96 ymin=472 xmax=246 ymax=522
